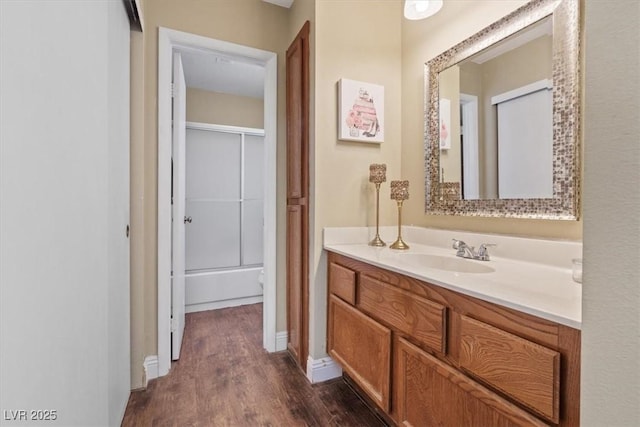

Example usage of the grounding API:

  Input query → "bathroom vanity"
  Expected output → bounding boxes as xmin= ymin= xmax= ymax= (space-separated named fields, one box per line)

xmin=325 ymin=0 xmax=584 ymax=423
xmin=324 ymin=227 xmax=581 ymax=427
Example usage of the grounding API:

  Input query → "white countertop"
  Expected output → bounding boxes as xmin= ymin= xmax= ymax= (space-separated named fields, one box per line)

xmin=324 ymin=226 xmax=582 ymax=329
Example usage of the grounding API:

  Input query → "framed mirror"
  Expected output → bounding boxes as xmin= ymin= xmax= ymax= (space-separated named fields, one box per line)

xmin=424 ymin=0 xmax=580 ymax=219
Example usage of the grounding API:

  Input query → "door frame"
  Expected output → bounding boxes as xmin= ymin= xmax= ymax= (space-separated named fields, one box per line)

xmin=460 ymin=93 xmax=479 ymax=199
xmin=157 ymin=27 xmax=278 ymax=377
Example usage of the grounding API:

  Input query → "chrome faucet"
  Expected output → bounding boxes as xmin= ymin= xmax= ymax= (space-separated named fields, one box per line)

xmin=452 ymin=239 xmax=495 ymax=261
xmin=452 ymin=239 xmax=476 ymax=259
xmin=476 ymin=243 xmax=496 ymax=261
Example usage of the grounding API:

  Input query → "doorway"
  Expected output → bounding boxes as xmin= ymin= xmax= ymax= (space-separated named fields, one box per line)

xmin=157 ymin=28 xmax=278 ymax=377
xmin=460 ymin=93 xmax=479 ymax=199
xmin=183 ymin=122 xmax=265 ymax=314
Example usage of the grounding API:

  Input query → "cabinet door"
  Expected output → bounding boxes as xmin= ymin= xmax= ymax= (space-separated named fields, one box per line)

xmin=286 ymin=204 xmax=304 ymax=364
xmin=328 ymin=295 xmax=391 ymax=411
xmin=286 ymin=21 xmax=310 ymax=370
xmin=396 ymin=338 xmax=548 ymax=427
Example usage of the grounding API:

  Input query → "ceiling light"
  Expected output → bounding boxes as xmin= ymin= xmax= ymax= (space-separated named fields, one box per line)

xmin=404 ymin=0 xmax=443 ymax=20
xmin=262 ymin=0 xmax=293 ymax=8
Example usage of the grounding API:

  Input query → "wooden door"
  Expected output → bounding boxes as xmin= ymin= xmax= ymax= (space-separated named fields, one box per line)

xmin=171 ymin=52 xmax=187 ymax=360
xmin=328 ymin=296 xmax=392 ymax=411
xmin=286 ymin=21 xmax=310 ymax=368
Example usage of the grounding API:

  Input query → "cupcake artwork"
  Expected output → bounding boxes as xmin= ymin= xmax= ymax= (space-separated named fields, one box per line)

xmin=439 ymin=98 xmax=451 ymax=150
xmin=338 ymin=78 xmax=384 ymax=143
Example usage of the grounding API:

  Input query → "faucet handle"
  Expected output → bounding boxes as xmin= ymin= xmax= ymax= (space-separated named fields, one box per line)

xmin=452 ymin=239 xmax=466 ymax=250
xmin=477 ymin=243 xmax=496 ymax=260
xmin=452 ymin=239 xmax=472 ymax=258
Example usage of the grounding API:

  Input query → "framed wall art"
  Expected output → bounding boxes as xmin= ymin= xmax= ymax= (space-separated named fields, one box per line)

xmin=439 ymin=98 xmax=451 ymax=150
xmin=338 ymin=78 xmax=384 ymax=143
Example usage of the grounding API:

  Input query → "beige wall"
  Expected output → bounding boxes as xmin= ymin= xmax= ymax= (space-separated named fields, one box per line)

xmin=186 ymin=88 xmax=264 ymax=128
xmin=184 ymin=87 xmax=266 ymax=340
xmin=131 ymin=0 xmax=289 ymax=390
xmin=481 ymin=35 xmax=551 ymax=95
xmin=582 ymin=1 xmax=640 ymax=424
xmin=311 ymin=0 xmax=402 ymax=358
xmin=401 ymin=0 xmax=582 ymax=240
xmin=459 ymin=61 xmax=486 ymax=195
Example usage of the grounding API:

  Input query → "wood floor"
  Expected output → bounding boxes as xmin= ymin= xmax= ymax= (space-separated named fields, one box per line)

xmin=122 ymin=304 xmax=385 ymax=426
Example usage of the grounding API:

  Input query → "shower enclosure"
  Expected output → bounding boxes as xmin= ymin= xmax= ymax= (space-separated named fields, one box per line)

xmin=183 ymin=122 xmax=264 ymax=312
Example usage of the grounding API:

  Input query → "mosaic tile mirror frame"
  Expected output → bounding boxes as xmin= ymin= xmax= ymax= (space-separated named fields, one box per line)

xmin=424 ymin=0 xmax=581 ymax=220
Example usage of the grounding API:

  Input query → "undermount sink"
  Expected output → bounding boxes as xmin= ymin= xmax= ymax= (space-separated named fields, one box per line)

xmin=399 ymin=253 xmax=495 ymax=274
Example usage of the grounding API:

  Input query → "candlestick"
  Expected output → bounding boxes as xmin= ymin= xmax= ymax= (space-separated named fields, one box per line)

xmin=369 ymin=163 xmax=386 ymax=184
xmin=390 ymin=180 xmax=409 ymax=250
xmin=369 ymin=164 xmax=386 ymax=247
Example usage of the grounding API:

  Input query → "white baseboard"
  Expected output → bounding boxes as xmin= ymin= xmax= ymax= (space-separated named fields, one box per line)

xmin=185 ymin=295 xmax=263 ymax=313
xmin=275 ymin=331 xmax=288 ymax=352
xmin=306 ymin=355 xmax=342 ymax=383
xmin=143 ymin=355 xmax=159 ymax=387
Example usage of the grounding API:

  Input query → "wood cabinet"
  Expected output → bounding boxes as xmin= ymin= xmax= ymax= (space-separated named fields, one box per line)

xmin=329 ymin=262 xmax=356 ymax=305
xmin=286 ymin=21 xmax=310 ymax=370
xmin=328 ymin=295 xmax=391 ymax=411
xmin=358 ymin=275 xmax=447 ymax=353
xmin=326 ymin=251 xmax=580 ymax=427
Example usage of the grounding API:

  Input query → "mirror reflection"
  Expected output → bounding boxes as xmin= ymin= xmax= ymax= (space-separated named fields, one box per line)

xmin=425 ymin=0 xmax=580 ymax=219
xmin=438 ymin=17 xmax=553 ymax=200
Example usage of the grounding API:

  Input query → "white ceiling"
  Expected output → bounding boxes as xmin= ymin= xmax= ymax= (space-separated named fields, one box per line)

xmin=178 ymin=48 xmax=265 ymax=99
xmin=176 ymin=0 xmax=292 ymax=99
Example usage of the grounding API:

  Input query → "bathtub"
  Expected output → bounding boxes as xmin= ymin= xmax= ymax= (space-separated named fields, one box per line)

xmin=184 ymin=266 xmax=263 ymax=313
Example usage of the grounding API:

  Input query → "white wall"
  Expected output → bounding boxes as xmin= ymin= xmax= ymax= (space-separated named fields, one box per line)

xmin=107 ymin=1 xmax=132 ymax=424
xmin=581 ymin=1 xmax=640 ymax=425
xmin=0 ymin=2 xmax=131 ymax=425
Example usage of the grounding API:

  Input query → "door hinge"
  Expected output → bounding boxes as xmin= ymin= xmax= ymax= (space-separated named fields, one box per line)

xmin=170 ymin=317 xmax=177 ymax=333
xmin=170 ymin=82 xmax=175 ymax=98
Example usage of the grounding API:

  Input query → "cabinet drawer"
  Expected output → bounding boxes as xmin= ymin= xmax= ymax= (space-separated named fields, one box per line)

xmin=329 ymin=262 xmax=356 ymax=305
xmin=328 ymin=295 xmax=391 ymax=411
xmin=460 ymin=315 xmax=560 ymax=423
xmin=358 ymin=275 xmax=446 ymax=353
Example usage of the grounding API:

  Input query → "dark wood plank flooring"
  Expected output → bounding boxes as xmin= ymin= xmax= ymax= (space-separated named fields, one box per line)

xmin=122 ymin=304 xmax=384 ymax=426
